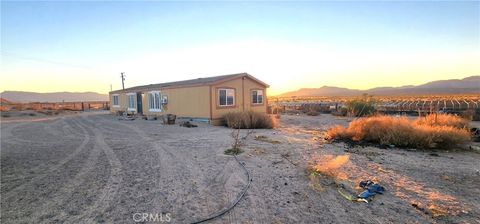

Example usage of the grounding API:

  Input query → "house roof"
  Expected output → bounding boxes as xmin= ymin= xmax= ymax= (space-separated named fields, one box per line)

xmin=110 ymin=72 xmax=269 ymax=94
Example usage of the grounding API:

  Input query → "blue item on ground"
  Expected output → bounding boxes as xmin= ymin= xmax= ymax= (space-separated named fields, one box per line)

xmin=357 ymin=180 xmax=385 ymax=199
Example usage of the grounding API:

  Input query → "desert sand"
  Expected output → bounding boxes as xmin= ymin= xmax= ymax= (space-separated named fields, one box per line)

xmin=1 ymin=112 xmax=479 ymax=223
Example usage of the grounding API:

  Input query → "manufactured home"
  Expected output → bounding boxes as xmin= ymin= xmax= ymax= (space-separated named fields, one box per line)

xmin=109 ymin=73 xmax=269 ymax=125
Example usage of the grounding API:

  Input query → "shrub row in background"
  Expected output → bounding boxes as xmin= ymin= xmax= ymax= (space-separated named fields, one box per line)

xmin=327 ymin=114 xmax=470 ymax=149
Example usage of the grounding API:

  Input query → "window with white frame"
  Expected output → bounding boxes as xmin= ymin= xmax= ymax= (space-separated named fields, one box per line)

xmin=252 ymin=90 xmax=264 ymax=104
xmin=112 ymin=94 xmax=119 ymax=107
xmin=127 ymin=93 xmax=136 ymax=111
xmin=218 ymin=88 xmax=235 ymax=106
xmin=148 ymin=91 xmax=161 ymax=112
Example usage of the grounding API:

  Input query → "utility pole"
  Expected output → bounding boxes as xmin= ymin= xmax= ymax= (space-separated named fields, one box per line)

xmin=121 ymin=72 xmax=125 ymax=90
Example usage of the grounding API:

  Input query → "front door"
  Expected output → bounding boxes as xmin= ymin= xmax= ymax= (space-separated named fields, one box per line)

xmin=136 ymin=93 xmax=143 ymax=114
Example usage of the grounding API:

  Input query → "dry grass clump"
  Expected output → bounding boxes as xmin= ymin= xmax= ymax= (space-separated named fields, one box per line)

xmin=223 ymin=111 xmax=275 ymax=129
xmin=254 ymin=135 xmax=281 ymax=144
xmin=327 ymin=114 xmax=470 ymax=149
xmin=415 ymin=113 xmax=469 ymax=129
xmin=306 ymin=110 xmax=320 ymax=116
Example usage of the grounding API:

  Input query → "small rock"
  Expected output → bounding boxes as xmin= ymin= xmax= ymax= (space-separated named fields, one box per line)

xmin=68 ymin=210 xmax=80 ymax=215
xmin=470 ymin=145 xmax=480 ymax=152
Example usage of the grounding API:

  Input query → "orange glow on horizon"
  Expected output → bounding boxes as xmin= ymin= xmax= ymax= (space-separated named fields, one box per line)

xmin=1 ymin=40 xmax=478 ymax=95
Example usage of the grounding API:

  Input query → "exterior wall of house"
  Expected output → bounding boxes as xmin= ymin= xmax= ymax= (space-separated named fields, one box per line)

xmin=142 ymin=85 xmax=210 ymax=118
xmin=110 ymin=86 xmax=211 ymax=118
xmin=109 ymin=93 xmax=127 ymax=113
xmin=243 ymin=77 xmax=268 ymax=113
xmin=210 ymin=76 xmax=267 ymax=125
xmin=109 ymin=75 xmax=268 ymax=125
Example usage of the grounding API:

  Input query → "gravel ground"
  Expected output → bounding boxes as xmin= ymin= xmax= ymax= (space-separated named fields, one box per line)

xmin=1 ymin=112 xmax=479 ymax=223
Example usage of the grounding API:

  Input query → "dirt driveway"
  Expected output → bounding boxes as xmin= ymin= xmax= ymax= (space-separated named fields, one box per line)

xmin=1 ymin=113 xmax=479 ymax=223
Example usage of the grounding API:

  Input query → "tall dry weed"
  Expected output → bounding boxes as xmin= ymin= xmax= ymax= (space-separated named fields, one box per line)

xmin=327 ymin=114 xmax=470 ymax=149
xmin=415 ymin=113 xmax=469 ymax=129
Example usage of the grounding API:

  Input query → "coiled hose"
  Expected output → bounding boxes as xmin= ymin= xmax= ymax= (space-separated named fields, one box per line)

xmin=191 ymin=154 xmax=252 ymax=224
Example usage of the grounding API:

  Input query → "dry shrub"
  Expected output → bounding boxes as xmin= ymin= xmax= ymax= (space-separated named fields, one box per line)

xmin=326 ymin=125 xmax=353 ymax=139
xmin=223 ymin=111 xmax=275 ymax=129
xmin=306 ymin=110 xmax=320 ymax=116
xmin=415 ymin=113 xmax=469 ymax=129
xmin=327 ymin=115 xmax=470 ymax=149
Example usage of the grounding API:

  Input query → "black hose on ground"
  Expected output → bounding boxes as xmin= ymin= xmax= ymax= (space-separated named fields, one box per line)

xmin=190 ymin=154 xmax=252 ymax=224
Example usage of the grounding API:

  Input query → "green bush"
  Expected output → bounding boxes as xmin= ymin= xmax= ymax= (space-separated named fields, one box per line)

xmin=346 ymin=95 xmax=376 ymax=117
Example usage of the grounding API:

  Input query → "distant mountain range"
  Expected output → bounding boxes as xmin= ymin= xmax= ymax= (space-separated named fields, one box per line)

xmin=279 ymin=76 xmax=480 ymax=97
xmin=0 ymin=91 xmax=109 ymax=103
xmin=1 ymin=76 xmax=478 ymax=102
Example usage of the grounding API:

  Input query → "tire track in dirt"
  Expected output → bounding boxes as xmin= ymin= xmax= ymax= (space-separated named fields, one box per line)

xmin=240 ymin=176 xmax=270 ymax=223
xmin=196 ymin=158 xmax=241 ymax=223
xmin=95 ymin=115 xmax=185 ymax=220
xmin=94 ymin=115 xmax=179 ymax=163
xmin=187 ymin=132 xmax=256 ymax=224
xmin=152 ymin=137 xmax=221 ymax=223
xmin=154 ymin=142 xmax=194 ymax=223
xmin=1 ymin=122 xmax=34 ymax=146
xmin=88 ymin=117 xmax=169 ymax=222
xmin=1 ymin=119 xmax=76 ymax=146
xmin=85 ymin=115 xmax=174 ymax=219
xmin=26 ymin=118 xmax=103 ymax=222
xmin=41 ymin=117 xmax=79 ymax=138
xmin=0 ymin=118 xmax=84 ymax=194
xmin=167 ymin=137 xmax=250 ymax=223
xmin=224 ymin=178 xmax=236 ymax=224
xmin=70 ymin=115 xmax=124 ymax=223
xmin=201 ymin=158 xmax=231 ymax=220
xmin=95 ymin=115 xmax=257 ymax=223
xmin=1 ymin=117 xmax=91 ymax=201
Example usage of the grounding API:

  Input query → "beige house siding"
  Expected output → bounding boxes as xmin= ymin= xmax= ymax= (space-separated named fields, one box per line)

xmin=243 ymin=77 xmax=267 ymax=113
xmin=109 ymin=93 xmax=127 ymax=113
xmin=210 ymin=78 xmax=243 ymax=120
xmin=210 ymin=76 xmax=267 ymax=124
xmin=109 ymin=73 xmax=268 ymax=125
xmin=142 ymin=86 xmax=210 ymax=118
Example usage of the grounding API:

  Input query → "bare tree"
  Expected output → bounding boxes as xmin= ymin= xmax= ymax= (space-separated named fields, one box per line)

xmin=228 ymin=128 xmax=253 ymax=155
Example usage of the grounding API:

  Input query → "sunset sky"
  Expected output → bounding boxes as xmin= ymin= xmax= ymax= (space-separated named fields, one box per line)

xmin=1 ymin=1 xmax=479 ymax=96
